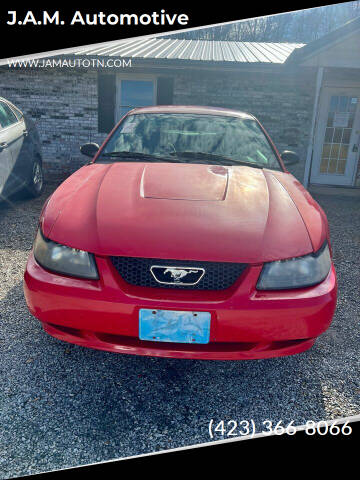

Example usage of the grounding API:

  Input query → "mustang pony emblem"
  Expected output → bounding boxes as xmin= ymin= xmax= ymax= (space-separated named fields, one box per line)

xmin=150 ymin=265 xmax=206 ymax=286
xmin=163 ymin=268 xmax=199 ymax=281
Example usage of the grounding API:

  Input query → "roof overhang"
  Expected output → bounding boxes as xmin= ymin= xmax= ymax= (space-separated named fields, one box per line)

xmin=286 ymin=16 xmax=360 ymax=67
xmin=60 ymin=53 xmax=307 ymax=73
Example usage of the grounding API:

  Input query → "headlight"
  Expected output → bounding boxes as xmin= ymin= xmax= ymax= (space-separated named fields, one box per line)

xmin=33 ymin=229 xmax=99 ymax=280
xmin=257 ymin=242 xmax=331 ymax=290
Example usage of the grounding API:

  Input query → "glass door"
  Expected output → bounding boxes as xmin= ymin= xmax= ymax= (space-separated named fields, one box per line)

xmin=311 ymin=88 xmax=360 ymax=186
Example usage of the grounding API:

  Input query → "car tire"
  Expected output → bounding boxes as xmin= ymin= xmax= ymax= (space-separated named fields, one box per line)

xmin=24 ymin=157 xmax=44 ymax=198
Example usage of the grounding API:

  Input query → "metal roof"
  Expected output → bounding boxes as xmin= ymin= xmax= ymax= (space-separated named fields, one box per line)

xmin=74 ymin=37 xmax=305 ymax=64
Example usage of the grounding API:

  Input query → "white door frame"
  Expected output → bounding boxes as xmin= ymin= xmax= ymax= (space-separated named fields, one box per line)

xmin=310 ymin=86 xmax=360 ymax=186
xmin=303 ymin=67 xmax=323 ymax=188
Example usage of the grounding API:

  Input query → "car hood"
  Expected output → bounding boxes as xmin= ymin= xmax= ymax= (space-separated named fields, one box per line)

xmin=42 ymin=162 xmax=327 ymax=263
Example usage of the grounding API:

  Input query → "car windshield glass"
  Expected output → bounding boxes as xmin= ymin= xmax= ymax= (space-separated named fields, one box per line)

xmin=99 ymin=113 xmax=281 ymax=169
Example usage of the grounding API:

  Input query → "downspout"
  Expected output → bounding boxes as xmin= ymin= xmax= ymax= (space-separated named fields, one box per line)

xmin=303 ymin=66 xmax=324 ymax=188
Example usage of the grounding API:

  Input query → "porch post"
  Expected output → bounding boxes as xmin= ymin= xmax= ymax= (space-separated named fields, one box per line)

xmin=303 ymin=66 xmax=324 ymax=188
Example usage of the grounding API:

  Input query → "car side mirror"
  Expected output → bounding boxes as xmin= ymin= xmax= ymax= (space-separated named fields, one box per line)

xmin=281 ymin=150 xmax=299 ymax=166
xmin=80 ymin=143 xmax=99 ymax=157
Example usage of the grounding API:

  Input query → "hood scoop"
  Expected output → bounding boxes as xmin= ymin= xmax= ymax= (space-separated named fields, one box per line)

xmin=141 ymin=163 xmax=229 ymax=201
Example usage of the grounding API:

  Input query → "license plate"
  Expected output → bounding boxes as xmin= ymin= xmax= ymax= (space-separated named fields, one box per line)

xmin=139 ymin=308 xmax=211 ymax=344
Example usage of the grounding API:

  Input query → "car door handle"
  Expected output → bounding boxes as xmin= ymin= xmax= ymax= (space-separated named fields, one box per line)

xmin=23 ymin=130 xmax=28 ymax=137
xmin=0 ymin=142 xmax=8 ymax=150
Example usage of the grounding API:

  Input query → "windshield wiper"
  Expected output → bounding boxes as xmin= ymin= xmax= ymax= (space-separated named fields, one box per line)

xmin=99 ymin=151 xmax=187 ymax=163
xmin=101 ymin=151 xmax=158 ymax=159
xmin=169 ymin=151 xmax=263 ymax=168
xmin=99 ymin=150 xmax=263 ymax=168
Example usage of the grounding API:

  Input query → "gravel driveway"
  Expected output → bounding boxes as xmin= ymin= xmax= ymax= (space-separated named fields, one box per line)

xmin=0 ymin=182 xmax=359 ymax=478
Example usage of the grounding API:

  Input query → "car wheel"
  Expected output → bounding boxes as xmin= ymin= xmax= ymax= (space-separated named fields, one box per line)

xmin=26 ymin=158 xmax=44 ymax=197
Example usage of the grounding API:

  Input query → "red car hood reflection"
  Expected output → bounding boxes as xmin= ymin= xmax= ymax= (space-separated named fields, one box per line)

xmin=41 ymin=162 xmax=327 ymax=263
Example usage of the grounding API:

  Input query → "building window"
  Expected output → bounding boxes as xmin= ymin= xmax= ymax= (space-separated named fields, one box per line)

xmin=97 ymin=73 xmax=174 ymax=134
xmin=116 ymin=76 xmax=156 ymax=122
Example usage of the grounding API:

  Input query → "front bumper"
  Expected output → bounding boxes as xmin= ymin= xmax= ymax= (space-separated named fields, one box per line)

xmin=24 ymin=253 xmax=337 ymax=360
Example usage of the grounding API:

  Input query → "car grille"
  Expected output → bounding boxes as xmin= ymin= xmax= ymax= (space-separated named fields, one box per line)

xmin=109 ymin=256 xmax=248 ymax=290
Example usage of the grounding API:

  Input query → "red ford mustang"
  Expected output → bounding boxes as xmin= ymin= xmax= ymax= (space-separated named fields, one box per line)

xmin=24 ymin=106 xmax=337 ymax=360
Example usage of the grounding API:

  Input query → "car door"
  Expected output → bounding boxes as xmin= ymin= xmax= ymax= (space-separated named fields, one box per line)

xmin=0 ymin=100 xmax=29 ymax=195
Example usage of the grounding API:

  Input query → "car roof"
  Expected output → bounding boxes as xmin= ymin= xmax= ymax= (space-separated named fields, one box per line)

xmin=128 ymin=105 xmax=255 ymax=120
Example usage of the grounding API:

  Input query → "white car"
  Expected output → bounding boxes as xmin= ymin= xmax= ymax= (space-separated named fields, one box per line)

xmin=0 ymin=97 xmax=44 ymax=199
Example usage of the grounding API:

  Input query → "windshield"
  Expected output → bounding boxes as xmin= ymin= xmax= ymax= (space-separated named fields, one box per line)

xmin=100 ymin=113 xmax=282 ymax=170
